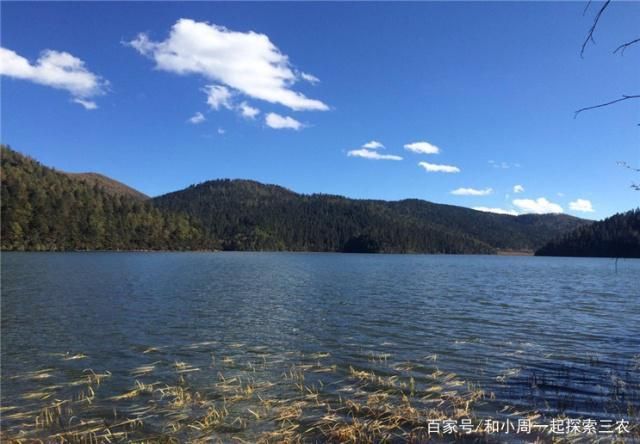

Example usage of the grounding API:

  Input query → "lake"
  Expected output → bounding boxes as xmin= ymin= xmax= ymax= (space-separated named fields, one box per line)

xmin=1 ymin=252 xmax=639 ymax=442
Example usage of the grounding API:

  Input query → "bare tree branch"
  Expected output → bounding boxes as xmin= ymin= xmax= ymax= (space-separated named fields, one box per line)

xmin=583 ymin=0 xmax=593 ymax=15
xmin=581 ymin=0 xmax=611 ymax=58
xmin=614 ymin=37 xmax=640 ymax=55
xmin=574 ymin=94 xmax=640 ymax=117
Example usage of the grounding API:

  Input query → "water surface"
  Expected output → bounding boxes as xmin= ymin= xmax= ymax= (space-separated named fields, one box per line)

xmin=1 ymin=252 xmax=639 ymax=440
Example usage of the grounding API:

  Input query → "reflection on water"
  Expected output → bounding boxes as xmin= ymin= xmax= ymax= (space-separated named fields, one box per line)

xmin=1 ymin=252 xmax=639 ymax=441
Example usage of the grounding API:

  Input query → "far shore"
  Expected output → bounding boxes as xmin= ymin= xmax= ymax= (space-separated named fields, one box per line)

xmin=496 ymin=249 xmax=534 ymax=256
xmin=5 ymin=248 xmax=536 ymax=256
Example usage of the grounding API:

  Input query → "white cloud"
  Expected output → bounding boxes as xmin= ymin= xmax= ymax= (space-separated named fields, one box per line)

xmin=265 ymin=112 xmax=303 ymax=130
xmin=0 ymin=47 xmax=107 ymax=109
xmin=473 ymin=207 xmax=519 ymax=216
xmin=204 ymin=86 xmax=261 ymax=119
xmin=513 ymin=184 xmax=524 ymax=193
xmin=418 ymin=161 xmax=460 ymax=173
xmin=513 ymin=197 xmax=563 ymax=214
xmin=188 ymin=111 xmax=205 ymax=124
xmin=73 ymin=98 xmax=98 ymax=110
xmin=347 ymin=149 xmax=402 ymax=161
xmin=404 ymin=141 xmax=440 ymax=154
xmin=569 ymin=198 xmax=594 ymax=213
xmin=489 ymin=160 xmax=520 ymax=169
xmin=300 ymin=72 xmax=320 ymax=84
xmin=347 ymin=141 xmax=403 ymax=160
xmin=239 ymin=101 xmax=260 ymax=119
xmin=451 ymin=187 xmax=493 ymax=196
xmin=362 ymin=140 xmax=384 ymax=150
xmin=217 ymin=127 xmax=225 ymax=134
xmin=204 ymin=84 xmax=233 ymax=110
xmin=128 ymin=19 xmax=328 ymax=112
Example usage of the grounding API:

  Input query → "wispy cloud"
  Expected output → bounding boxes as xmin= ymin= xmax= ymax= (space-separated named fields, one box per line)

xmin=489 ymin=160 xmax=520 ymax=169
xmin=362 ymin=140 xmax=384 ymax=150
xmin=347 ymin=149 xmax=402 ymax=161
xmin=73 ymin=98 xmax=98 ymax=110
xmin=404 ymin=141 xmax=440 ymax=154
xmin=239 ymin=102 xmax=260 ymax=119
xmin=569 ymin=198 xmax=594 ymax=213
xmin=513 ymin=184 xmax=524 ymax=193
xmin=473 ymin=207 xmax=518 ymax=216
xmin=451 ymin=187 xmax=493 ymax=196
xmin=513 ymin=197 xmax=563 ymax=214
xmin=128 ymin=19 xmax=328 ymax=112
xmin=265 ymin=112 xmax=303 ymax=130
xmin=347 ymin=140 xmax=403 ymax=160
xmin=0 ymin=47 xmax=107 ymax=109
xmin=418 ymin=161 xmax=460 ymax=173
xmin=217 ymin=127 xmax=225 ymax=135
xmin=300 ymin=72 xmax=320 ymax=84
xmin=204 ymin=85 xmax=233 ymax=110
xmin=203 ymin=85 xmax=261 ymax=120
xmin=188 ymin=112 xmax=206 ymax=124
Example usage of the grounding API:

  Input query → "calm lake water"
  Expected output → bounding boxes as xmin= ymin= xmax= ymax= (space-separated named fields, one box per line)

xmin=1 ymin=252 xmax=639 ymax=441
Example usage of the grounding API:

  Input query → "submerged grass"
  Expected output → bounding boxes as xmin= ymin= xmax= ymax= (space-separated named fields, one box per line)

xmin=1 ymin=343 xmax=639 ymax=443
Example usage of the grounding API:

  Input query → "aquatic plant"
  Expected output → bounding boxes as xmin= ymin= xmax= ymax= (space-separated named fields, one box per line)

xmin=1 ymin=342 xmax=638 ymax=443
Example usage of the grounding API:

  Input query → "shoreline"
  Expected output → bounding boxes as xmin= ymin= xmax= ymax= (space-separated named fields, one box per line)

xmin=496 ymin=249 xmax=534 ymax=256
xmin=2 ymin=249 xmax=636 ymax=259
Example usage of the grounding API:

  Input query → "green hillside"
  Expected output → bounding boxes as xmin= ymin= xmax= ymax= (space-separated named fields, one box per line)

xmin=152 ymin=179 xmax=590 ymax=253
xmin=1 ymin=146 xmax=210 ymax=251
xmin=536 ymin=209 xmax=640 ymax=258
xmin=1 ymin=146 xmax=592 ymax=253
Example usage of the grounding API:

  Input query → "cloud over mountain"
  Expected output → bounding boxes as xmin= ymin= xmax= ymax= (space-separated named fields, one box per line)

xmin=128 ymin=19 xmax=328 ymax=112
xmin=0 ymin=47 xmax=107 ymax=109
xmin=513 ymin=197 xmax=563 ymax=214
xmin=418 ymin=162 xmax=460 ymax=173
xmin=451 ymin=187 xmax=493 ymax=196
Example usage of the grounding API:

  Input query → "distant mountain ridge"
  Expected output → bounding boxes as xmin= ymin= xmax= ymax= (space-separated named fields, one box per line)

xmin=1 ymin=146 xmax=592 ymax=253
xmin=152 ymin=178 xmax=591 ymax=253
xmin=536 ymin=209 xmax=640 ymax=258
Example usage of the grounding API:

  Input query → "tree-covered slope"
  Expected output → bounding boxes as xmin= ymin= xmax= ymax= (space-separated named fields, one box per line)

xmin=152 ymin=179 xmax=590 ymax=253
xmin=535 ymin=209 xmax=640 ymax=258
xmin=64 ymin=172 xmax=149 ymax=201
xmin=1 ymin=147 xmax=593 ymax=254
xmin=386 ymin=200 xmax=587 ymax=250
xmin=1 ymin=146 xmax=211 ymax=251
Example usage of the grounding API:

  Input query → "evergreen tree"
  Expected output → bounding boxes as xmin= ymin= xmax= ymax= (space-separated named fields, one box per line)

xmin=1 ymin=146 xmax=215 ymax=251
xmin=536 ymin=209 xmax=640 ymax=258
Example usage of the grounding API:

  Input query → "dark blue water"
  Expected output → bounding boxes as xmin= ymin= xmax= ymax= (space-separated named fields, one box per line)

xmin=1 ymin=252 xmax=639 ymax=441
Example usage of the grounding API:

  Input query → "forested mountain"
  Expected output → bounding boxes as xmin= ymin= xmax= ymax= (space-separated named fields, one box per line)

xmin=1 ymin=146 xmax=210 ymax=251
xmin=152 ymin=179 xmax=590 ymax=253
xmin=64 ymin=172 xmax=149 ymax=200
xmin=535 ymin=209 xmax=640 ymax=258
xmin=1 ymin=146 xmax=592 ymax=253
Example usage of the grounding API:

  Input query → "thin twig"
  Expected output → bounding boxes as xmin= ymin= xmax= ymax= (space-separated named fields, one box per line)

xmin=574 ymin=94 xmax=640 ymax=117
xmin=581 ymin=0 xmax=612 ymax=58
xmin=613 ymin=37 xmax=640 ymax=55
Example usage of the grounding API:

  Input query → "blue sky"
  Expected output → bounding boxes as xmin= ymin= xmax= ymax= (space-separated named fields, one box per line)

xmin=1 ymin=2 xmax=638 ymax=219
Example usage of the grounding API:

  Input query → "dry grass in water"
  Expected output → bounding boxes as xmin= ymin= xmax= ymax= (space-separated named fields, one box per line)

xmin=3 ymin=345 xmax=637 ymax=443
